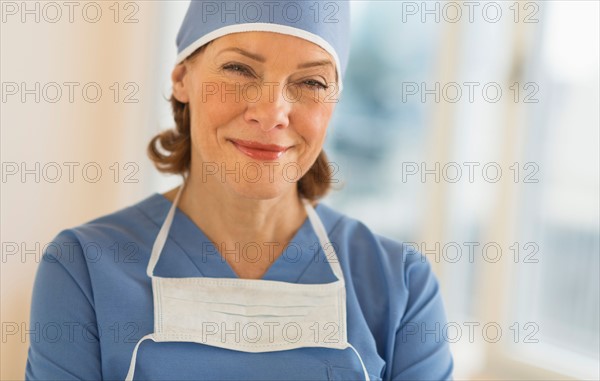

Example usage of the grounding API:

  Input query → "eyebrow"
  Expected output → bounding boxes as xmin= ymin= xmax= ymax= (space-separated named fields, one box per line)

xmin=218 ymin=47 xmax=334 ymax=70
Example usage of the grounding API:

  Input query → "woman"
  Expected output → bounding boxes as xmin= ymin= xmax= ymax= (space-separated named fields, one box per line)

xmin=26 ymin=1 xmax=454 ymax=380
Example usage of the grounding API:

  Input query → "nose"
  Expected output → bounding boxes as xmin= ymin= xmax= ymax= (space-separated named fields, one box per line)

xmin=243 ymin=82 xmax=291 ymax=132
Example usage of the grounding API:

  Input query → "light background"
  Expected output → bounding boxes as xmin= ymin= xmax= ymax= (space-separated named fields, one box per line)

xmin=1 ymin=1 xmax=598 ymax=379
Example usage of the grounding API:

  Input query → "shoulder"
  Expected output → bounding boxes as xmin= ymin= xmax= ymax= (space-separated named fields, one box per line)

xmin=315 ymin=201 xmax=430 ymax=274
xmin=315 ymin=202 xmax=436 ymax=297
xmin=68 ymin=193 xmax=164 ymax=243
xmin=42 ymin=193 xmax=166 ymax=272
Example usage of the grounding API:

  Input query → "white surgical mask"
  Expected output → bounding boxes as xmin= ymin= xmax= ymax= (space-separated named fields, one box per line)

xmin=125 ymin=180 xmax=369 ymax=380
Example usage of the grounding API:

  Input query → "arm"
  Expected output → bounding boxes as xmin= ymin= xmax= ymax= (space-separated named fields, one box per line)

xmin=25 ymin=231 xmax=103 ymax=380
xmin=390 ymin=253 xmax=454 ymax=381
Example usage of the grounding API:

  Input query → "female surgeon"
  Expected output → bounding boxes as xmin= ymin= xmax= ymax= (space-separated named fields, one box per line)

xmin=26 ymin=1 xmax=454 ymax=380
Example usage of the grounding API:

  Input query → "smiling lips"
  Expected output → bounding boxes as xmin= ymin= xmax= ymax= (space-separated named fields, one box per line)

xmin=228 ymin=138 xmax=290 ymax=161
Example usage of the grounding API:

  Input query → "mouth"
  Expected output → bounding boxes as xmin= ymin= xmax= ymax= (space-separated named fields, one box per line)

xmin=227 ymin=138 xmax=291 ymax=161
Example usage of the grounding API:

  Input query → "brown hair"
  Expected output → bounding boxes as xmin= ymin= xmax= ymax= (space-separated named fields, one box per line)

xmin=147 ymin=43 xmax=335 ymax=201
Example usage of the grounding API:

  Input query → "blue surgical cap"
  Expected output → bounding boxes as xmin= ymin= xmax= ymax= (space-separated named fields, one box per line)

xmin=176 ymin=1 xmax=351 ymax=91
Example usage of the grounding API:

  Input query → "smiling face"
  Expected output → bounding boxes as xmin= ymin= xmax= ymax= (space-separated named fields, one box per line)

xmin=171 ymin=31 xmax=339 ymax=200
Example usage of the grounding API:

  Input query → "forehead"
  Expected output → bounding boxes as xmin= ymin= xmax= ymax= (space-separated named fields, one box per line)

xmin=208 ymin=31 xmax=333 ymax=60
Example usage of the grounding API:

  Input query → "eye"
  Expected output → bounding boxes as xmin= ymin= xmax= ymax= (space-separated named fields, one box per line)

xmin=303 ymin=79 xmax=329 ymax=90
xmin=222 ymin=63 xmax=254 ymax=77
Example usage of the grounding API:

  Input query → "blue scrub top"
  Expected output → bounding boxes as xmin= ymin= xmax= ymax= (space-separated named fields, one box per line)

xmin=25 ymin=193 xmax=454 ymax=380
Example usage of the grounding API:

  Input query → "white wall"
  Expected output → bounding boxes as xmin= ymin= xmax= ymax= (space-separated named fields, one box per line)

xmin=0 ymin=1 xmax=178 ymax=378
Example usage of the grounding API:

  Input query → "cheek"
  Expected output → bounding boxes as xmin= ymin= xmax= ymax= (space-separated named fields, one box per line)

xmin=294 ymin=102 xmax=334 ymax=146
xmin=189 ymin=83 xmax=246 ymax=144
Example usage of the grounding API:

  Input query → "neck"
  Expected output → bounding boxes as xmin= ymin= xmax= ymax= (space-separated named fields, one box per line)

xmin=184 ymin=173 xmax=307 ymax=243
xmin=161 ymin=173 xmax=311 ymax=278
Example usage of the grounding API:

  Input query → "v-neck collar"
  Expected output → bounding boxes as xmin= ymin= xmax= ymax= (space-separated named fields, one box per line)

xmin=135 ymin=193 xmax=341 ymax=284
